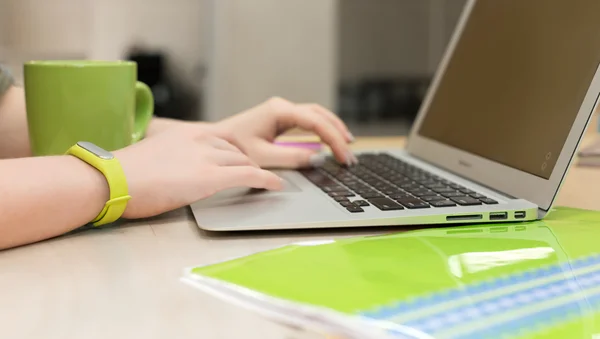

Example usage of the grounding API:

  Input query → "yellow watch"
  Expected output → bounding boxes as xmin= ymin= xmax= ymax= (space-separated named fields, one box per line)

xmin=66 ymin=141 xmax=131 ymax=226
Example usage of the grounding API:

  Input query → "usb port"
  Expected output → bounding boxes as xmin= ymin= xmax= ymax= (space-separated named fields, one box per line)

xmin=490 ymin=212 xmax=508 ymax=220
xmin=515 ymin=211 xmax=526 ymax=219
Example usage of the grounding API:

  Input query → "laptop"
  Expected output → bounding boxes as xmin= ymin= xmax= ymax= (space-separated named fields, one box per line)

xmin=190 ymin=0 xmax=600 ymax=231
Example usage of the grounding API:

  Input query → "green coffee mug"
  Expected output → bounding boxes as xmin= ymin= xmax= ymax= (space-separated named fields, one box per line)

xmin=24 ymin=60 xmax=154 ymax=156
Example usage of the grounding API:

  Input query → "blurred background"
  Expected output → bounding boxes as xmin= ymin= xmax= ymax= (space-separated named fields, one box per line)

xmin=0 ymin=0 xmax=466 ymax=136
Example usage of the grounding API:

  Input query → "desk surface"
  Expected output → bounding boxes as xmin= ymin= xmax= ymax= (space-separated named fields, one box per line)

xmin=2 ymin=135 xmax=600 ymax=339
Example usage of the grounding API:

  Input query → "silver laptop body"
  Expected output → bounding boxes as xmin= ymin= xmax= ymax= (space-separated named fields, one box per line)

xmin=190 ymin=0 xmax=600 ymax=231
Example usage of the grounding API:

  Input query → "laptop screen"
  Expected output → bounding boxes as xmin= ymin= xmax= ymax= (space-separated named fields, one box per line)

xmin=417 ymin=0 xmax=600 ymax=179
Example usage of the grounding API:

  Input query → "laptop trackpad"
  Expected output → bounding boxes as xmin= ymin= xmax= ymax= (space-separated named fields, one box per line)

xmin=195 ymin=171 xmax=303 ymax=208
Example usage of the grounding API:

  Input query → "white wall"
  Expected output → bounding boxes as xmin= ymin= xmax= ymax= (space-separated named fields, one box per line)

xmin=2 ymin=0 xmax=466 ymax=120
xmin=339 ymin=0 xmax=466 ymax=82
xmin=204 ymin=0 xmax=338 ymax=121
xmin=2 ymin=0 xmax=205 ymax=88
xmin=5 ymin=0 xmax=91 ymax=57
xmin=428 ymin=0 xmax=466 ymax=72
xmin=445 ymin=0 xmax=467 ymax=41
xmin=0 ymin=0 xmax=8 ymax=64
xmin=2 ymin=0 xmax=91 ymax=82
xmin=338 ymin=0 xmax=431 ymax=81
xmin=89 ymin=0 xmax=207 ymax=87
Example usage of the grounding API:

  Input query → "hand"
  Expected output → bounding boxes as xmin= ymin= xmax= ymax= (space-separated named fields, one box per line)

xmin=208 ymin=97 xmax=357 ymax=168
xmin=115 ymin=125 xmax=283 ymax=219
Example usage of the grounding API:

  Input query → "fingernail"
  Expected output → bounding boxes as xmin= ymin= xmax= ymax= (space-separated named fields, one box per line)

xmin=347 ymin=132 xmax=355 ymax=143
xmin=309 ymin=153 xmax=327 ymax=167
xmin=273 ymin=176 xmax=284 ymax=190
xmin=346 ymin=151 xmax=358 ymax=166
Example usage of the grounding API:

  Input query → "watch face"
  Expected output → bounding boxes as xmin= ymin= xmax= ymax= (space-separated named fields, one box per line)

xmin=77 ymin=141 xmax=114 ymax=160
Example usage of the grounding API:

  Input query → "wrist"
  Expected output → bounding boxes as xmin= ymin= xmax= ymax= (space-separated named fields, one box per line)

xmin=66 ymin=142 xmax=130 ymax=226
xmin=61 ymin=155 xmax=110 ymax=223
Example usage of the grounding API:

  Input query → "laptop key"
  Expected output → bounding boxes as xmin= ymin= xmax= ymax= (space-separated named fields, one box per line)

xmin=431 ymin=200 xmax=458 ymax=207
xmin=451 ymin=197 xmax=483 ymax=206
xmin=480 ymin=198 xmax=498 ymax=205
xmin=355 ymin=200 xmax=370 ymax=207
xmin=400 ymin=183 xmax=421 ymax=190
xmin=329 ymin=191 xmax=355 ymax=198
xmin=433 ymin=187 xmax=457 ymax=194
xmin=410 ymin=189 xmax=436 ymax=197
xmin=361 ymin=192 xmax=384 ymax=199
xmin=459 ymin=188 xmax=477 ymax=195
xmin=322 ymin=186 xmax=347 ymax=193
xmin=333 ymin=196 xmax=349 ymax=202
xmin=346 ymin=205 xmax=365 ymax=213
xmin=396 ymin=198 xmax=431 ymax=209
xmin=368 ymin=198 xmax=405 ymax=211
xmin=340 ymin=201 xmax=354 ymax=207
xmin=470 ymin=193 xmax=487 ymax=199
xmin=390 ymin=193 xmax=412 ymax=200
xmin=309 ymin=177 xmax=337 ymax=186
xmin=382 ymin=189 xmax=401 ymax=196
xmin=421 ymin=195 xmax=445 ymax=202
xmin=442 ymin=191 xmax=464 ymax=198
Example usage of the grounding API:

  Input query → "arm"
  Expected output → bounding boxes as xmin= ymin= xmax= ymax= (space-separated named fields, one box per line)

xmin=0 ymin=66 xmax=108 ymax=249
xmin=0 ymin=127 xmax=283 ymax=250
xmin=0 ymin=66 xmax=31 ymax=158
xmin=0 ymin=156 xmax=108 ymax=250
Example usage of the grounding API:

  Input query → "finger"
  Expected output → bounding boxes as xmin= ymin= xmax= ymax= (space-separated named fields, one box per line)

xmin=254 ymin=142 xmax=319 ymax=169
xmin=215 ymin=166 xmax=284 ymax=191
xmin=299 ymin=104 xmax=354 ymax=142
xmin=211 ymin=149 xmax=258 ymax=168
xmin=276 ymin=106 xmax=356 ymax=165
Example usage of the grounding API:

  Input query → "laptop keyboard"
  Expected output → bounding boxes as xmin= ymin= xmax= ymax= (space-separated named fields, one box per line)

xmin=300 ymin=153 xmax=498 ymax=213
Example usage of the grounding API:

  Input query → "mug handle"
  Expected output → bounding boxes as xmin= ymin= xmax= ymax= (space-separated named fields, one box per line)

xmin=132 ymin=81 xmax=154 ymax=143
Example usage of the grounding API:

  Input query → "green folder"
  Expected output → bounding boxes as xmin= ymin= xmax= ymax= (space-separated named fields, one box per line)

xmin=182 ymin=207 xmax=600 ymax=339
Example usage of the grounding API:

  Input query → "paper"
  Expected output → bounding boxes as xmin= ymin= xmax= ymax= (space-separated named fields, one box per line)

xmin=182 ymin=207 xmax=600 ymax=339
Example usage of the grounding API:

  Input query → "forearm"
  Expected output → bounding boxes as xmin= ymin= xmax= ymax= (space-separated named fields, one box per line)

xmin=0 ymin=156 xmax=108 ymax=250
xmin=0 ymin=86 xmax=31 ymax=158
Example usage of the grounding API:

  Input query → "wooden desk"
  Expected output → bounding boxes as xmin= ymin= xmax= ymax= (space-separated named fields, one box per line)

xmin=1 ymin=136 xmax=599 ymax=339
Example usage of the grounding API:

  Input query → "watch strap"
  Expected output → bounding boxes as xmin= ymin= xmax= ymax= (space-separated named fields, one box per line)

xmin=66 ymin=143 xmax=131 ymax=226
